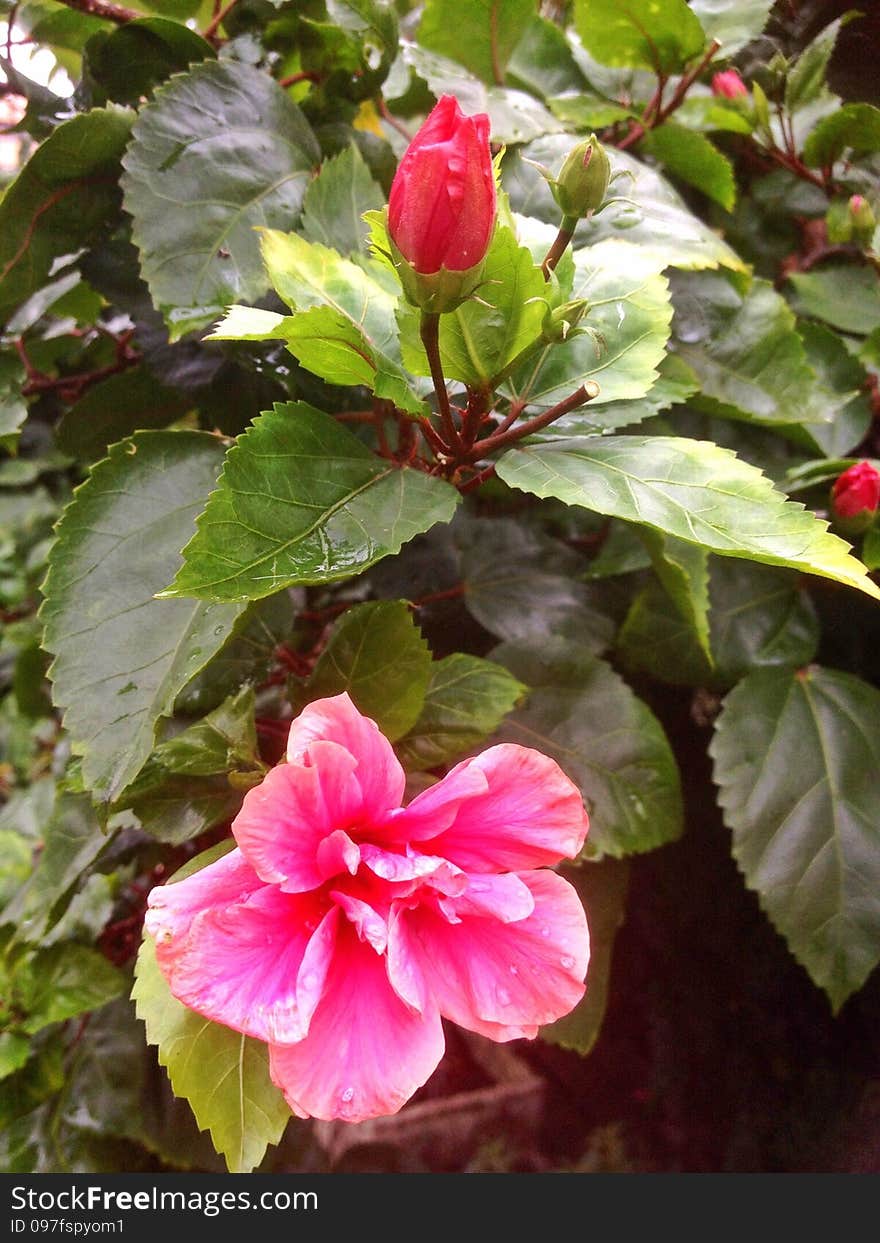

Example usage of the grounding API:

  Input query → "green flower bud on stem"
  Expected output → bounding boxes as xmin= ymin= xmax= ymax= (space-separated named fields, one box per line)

xmin=550 ymin=135 xmax=611 ymax=220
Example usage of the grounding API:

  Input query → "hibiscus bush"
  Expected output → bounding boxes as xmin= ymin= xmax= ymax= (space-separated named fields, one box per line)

xmin=2 ymin=0 xmax=879 ymax=1174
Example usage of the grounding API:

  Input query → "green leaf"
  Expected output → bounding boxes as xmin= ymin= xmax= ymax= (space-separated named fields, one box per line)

xmin=795 ymin=320 xmax=872 ymax=457
xmin=253 ymin=228 xmax=427 ymax=414
xmin=164 ymin=403 xmax=460 ymax=602
xmin=541 ymin=859 xmax=629 ymax=1054
xmin=174 ymin=591 xmax=295 ymax=716
xmin=495 ymin=434 xmax=880 ymax=601
xmin=41 ymin=431 xmax=246 ymax=802
xmin=399 ymin=224 xmax=548 ymax=388
xmin=803 ymin=103 xmax=880 ymax=167
xmin=17 ymin=945 xmax=125 ymax=1036
xmin=573 ymin=0 xmax=706 ymax=75
xmin=396 ymin=653 xmax=526 ymax=771
xmin=783 ymin=15 xmax=842 ymax=113
xmin=674 ymin=96 xmax=754 ymax=136
xmin=0 ymin=107 xmax=133 ymax=328
xmin=787 ymin=266 xmax=880 ymax=337
xmin=0 ymin=1033 xmax=31 ymax=1082
xmin=121 ymin=61 xmax=320 ymax=339
xmin=133 ymin=933 xmax=290 ymax=1174
xmin=306 ymin=600 xmax=431 ymax=741
xmin=299 ymin=144 xmax=384 ymax=257
xmin=492 ymin=642 xmax=683 ymax=859
xmin=403 ymin=44 xmax=563 ymax=145
xmin=61 ymin=998 xmax=146 ymax=1141
xmin=641 ymin=123 xmax=735 ymax=211
xmin=641 ymin=530 xmax=711 ymax=661
xmin=617 ymin=557 xmax=820 ymax=689
xmin=83 ymin=17 xmax=214 ymax=106
xmin=672 ymin=272 xmax=822 ymax=428
xmin=688 ymin=0 xmax=774 ymax=57
xmin=507 ymin=15 xmax=589 ymax=99
xmin=418 ymin=0 xmax=534 ymax=85
xmin=460 ymin=517 xmax=617 ymax=652
xmin=710 ymin=666 xmax=880 ymax=1012
xmin=509 ymin=237 xmax=672 ymax=411
xmin=504 ymin=139 xmax=746 ymax=273
xmin=144 ymin=686 xmax=260 ymax=779
xmin=0 ymin=831 xmax=33 ymax=910
xmin=547 ymin=94 xmax=635 ymax=131
xmin=0 ymin=355 xmax=27 ymax=454
xmin=326 ymin=0 xmax=399 ymax=65
xmin=55 ymin=365 xmax=192 ymax=462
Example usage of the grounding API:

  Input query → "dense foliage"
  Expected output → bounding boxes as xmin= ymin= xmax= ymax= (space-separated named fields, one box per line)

xmin=1 ymin=0 xmax=879 ymax=1173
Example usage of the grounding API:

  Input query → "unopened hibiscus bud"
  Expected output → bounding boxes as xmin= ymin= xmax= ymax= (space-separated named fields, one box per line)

xmin=711 ymin=69 xmax=748 ymax=100
xmin=550 ymin=135 xmax=611 ymax=222
xmin=387 ymin=94 xmax=496 ymax=315
xmin=831 ymin=460 xmax=880 ymax=535
xmin=849 ymin=194 xmax=876 ymax=246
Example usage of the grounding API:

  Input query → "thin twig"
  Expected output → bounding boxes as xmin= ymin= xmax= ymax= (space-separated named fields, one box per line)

xmin=52 ymin=0 xmax=139 ymax=24
xmin=541 ymin=220 xmax=576 ymax=279
xmin=468 ymin=384 xmax=595 ymax=458
xmin=420 ymin=312 xmax=460 ymax=451
xmin=378 ymin=95 xmax=413 ymax=141
xmin=203 ymin=0 xmax=242 ymax=42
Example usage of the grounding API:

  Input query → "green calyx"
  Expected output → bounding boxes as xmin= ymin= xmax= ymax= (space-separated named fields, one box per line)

xmin=388 ymin=236 xmax=490 ymax=315
xmin=550 ymin=135 xmax=611 ymax=220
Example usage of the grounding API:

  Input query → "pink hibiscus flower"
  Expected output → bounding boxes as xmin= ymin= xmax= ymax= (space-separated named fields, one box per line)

xmin=145 ymin=693 xmax=590 ymax=1123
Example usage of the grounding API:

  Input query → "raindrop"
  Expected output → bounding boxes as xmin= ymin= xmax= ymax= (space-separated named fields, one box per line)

xmin=560 ymin=954 xmax=575 ymax=970
xmin=341 ymin=1086 xmax=355 ymax=1103
xmin=540 ymin=925 xmax=550 ymax=938
xmin=496 ymin=987 xmax=511 ymax=1007
xmin=509 ymin=964 xmax=519 ymax=977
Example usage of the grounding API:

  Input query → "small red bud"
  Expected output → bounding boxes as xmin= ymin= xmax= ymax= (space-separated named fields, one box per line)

xmin=711 ymin=70 xmax=748 ymax=100
xmin=831 ymin=460 xmax=880 ymax=533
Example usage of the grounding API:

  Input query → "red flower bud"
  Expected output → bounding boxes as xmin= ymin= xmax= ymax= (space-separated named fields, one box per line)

xmin=711 ymin=70 xmax=748 ymax=100
xmin=831 ymin=460 xmax=880 ymax=531
xmin=387 ymin=96 xmax=495 ymax=313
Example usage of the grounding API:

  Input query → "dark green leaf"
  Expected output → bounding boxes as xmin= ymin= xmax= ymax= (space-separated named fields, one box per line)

xmin=307 ymin=600 xmax=432 ymax=741
xmin=492 ymin=642 xmax=683 ymax=859
xmin=0 ymin=108 xmax=133 ymax=328
xmin=0 ymin=355 xmax=27 ymax=454
xmin=133 ymin=933 xmax=290 ymax=1174
xmin=495 ymin=434 xmax=880 ymax=601
xmin=803 ymin=103 xmax=880 ymax=167
xmin=711 ymin=666 xmax=880 ymax=1011
xmin=55 ymin=365 xmax=192 ymax=462
xmin=641 ymin=123 xmax=735 ymax=211
xmin=17 ymin=944 xmax=125 ymax=1035
xmin=507 ymin=15 xmax=588 ymax=99
xmin=299 ymin=144 xmax=384 ymax=257
xmin=395 ymin=653 xmax=526 ymax=771
xmin=418 ymin=0 xmax=534 ymax=85
xmin=61 ymin=998 xmax=145 ymax=1140
xmin=689 ymin=0 xmax=774 ymax=56
xmin=164 ymin=403 xmax=460 ymax=603
xmin=121 ymin=61 xmax=320 ymax=339
xmin=787 ymin=266 xmax=880 ymax=336
xmin=796 ymin=320 xmax=872 ymax=457
xmin=573 ymin=0 xmax=706 ymax=75
xmin=83 ymin=17 xmax=214 ymax=106
xmin=784 ymin=15 xmax=843 ymax=113
xmin=641 ymin=530 xmax=711 ymax=660
xmin=460 ymin=517 xmax=617 ymax=652
xmin=541 ymin=859 xmax=629 ymax=1054
xmin=41 ymin=431 xmax=246 ymax=802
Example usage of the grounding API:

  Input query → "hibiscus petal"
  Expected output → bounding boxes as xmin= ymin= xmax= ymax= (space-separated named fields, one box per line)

xmin=145 ymin=847 xmax=263 ymax=946
xmin=441 ymin=872 xmax=535 ymax=924
xmin=269 ymin=923 xmax=445 ymax=1123
xmin=286 ymin=693 xmax=405 ymax=821
xmin=232 ymin=742 xmax=361 ymax=891
xmin=393 ymin=870 xmax=589 ymax=1040
xmin=148 ymin=879 xmax=331 ymax=1045
xmin=331 ymin=890 xmax=388 ymax=954
xmin=378 ymin=762 xmax=489 ymax=843
xmin=413 ymin=744 xmax=589 ymax=871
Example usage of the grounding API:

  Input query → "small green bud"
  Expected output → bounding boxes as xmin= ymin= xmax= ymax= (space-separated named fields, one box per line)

xmin=849 ymin=194 xmax=876 ymax=247
xmin=551 ymin=135 xmax=611 ymax=220
xmin=542 ymin=298 xmax=590 ymax=343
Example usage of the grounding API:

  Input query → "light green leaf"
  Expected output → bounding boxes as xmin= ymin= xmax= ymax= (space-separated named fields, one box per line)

xmin=18 ymin=945 xmax=125 ymax=1036
xmin=257 ymin=229 xmax=427 ymax=414
xmin=509 ymin=237 xmax=672 ymax=410
xmin=674 ymin=96 xmax=754 ymax=135
xmin=672 ymin=272 xmax=822 ymax=427
xmin=0 ymin=355 xmax=27 ymax=454
xmin=495 ymin=434 xmax=880 ymax=601
xmin=574 ymin=0 xmax=707 ymax=75
xmin=541 ymin=859 xmax=629 ymax=1054
xmin=399 ymin=224 xmax=548 ymax=387
xmin=504 ymin=139 xmax=746 ymax=273
xmin=803 ymin=103 xmax=880 ymax=167
xmin=862 ymin=525 xmax=880 ymax=572
xmin=55 ymin=365 xmax=192 ymax=462
xmin=617 ymin=557 xmax=820 ymax=689
xmin=641 ymin=123 xmax=736 ymax=211
xmin=787 ymin=266 xmax=880 ymax=337
xmin=783 ymin=15 xmax=843 ymax=113
xmin=688 ymin=0 xmax=774 ymax=56
xmin=41 ymin=431 xmax=245 ymax=802
xmin=0 ymin=1033 xmax=31 ymax=1082
xmin=0 ymin=831 xmax=33 ymax=909
xmin=492 ymin=642 xmax=683 ymax=859
xmin=300 ymin=144 xmax=384 ymax=257
xmin=547 ymin=94 xmax=635 ymax=131
xmin=396 ymin=653 xmax=526 ymax=771
xmin=0 ymin=107 xmax=133 ymax=328
xmin=134 ymin=933 xmax=290 ymax=1173
xmin=460 ymin=517 xmax=617 ymax=652
xmin=164 ymin=403 xmax=460 ymax=602
xmin=403 ymin=43 xmax=564 ymax=145
xmin=710 ymin=666 xmax=880 ymax=1011
xmin=418 ymin=0 xmax=534 ymax=85
xmin=641 ymin=530 xmax=712 ymax=661
xmin=306 ymin=600 xmax=432 ymax=741
xmin=121 ymin=61 xmax=320 ymax=339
